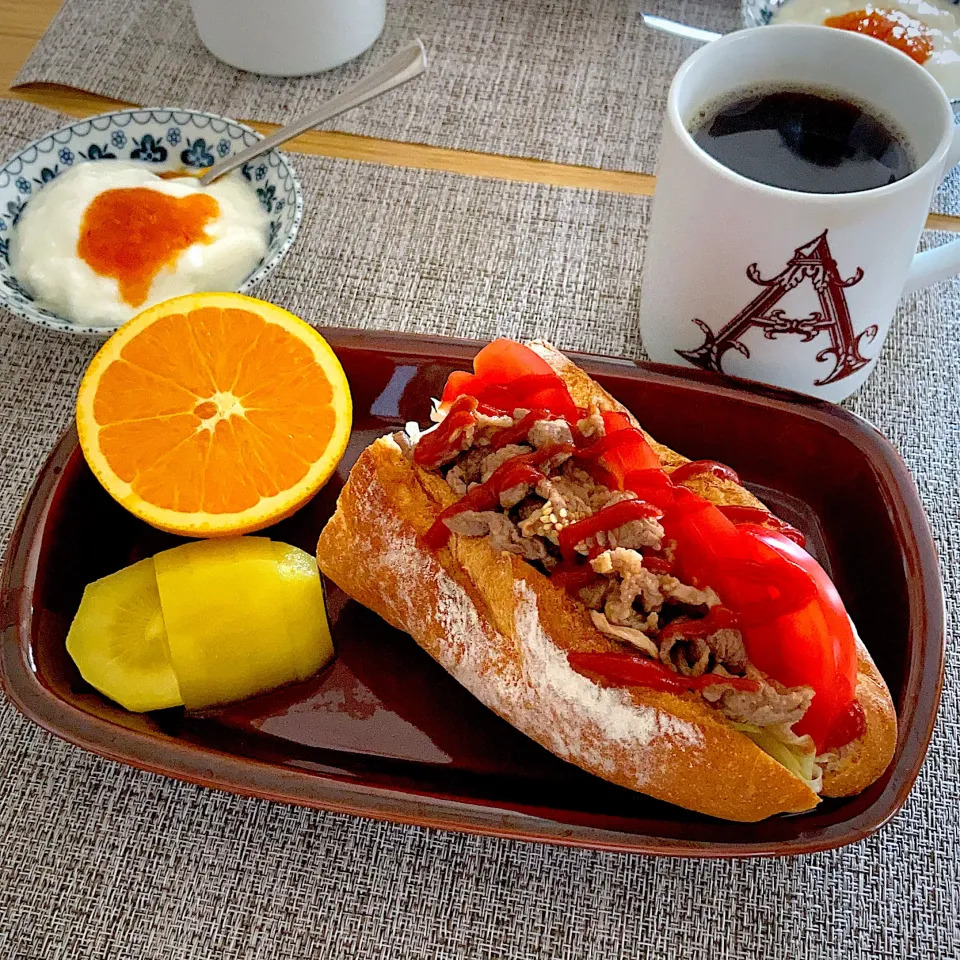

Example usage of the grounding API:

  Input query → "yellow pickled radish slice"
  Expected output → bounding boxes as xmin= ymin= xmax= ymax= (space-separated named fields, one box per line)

xmin=271 ymin=540 xmax=334 ymax=681
xmin=65 ymin=557 xmax=183 ymax=712
xmin=154 ymin=537 xmax=331 ymax=710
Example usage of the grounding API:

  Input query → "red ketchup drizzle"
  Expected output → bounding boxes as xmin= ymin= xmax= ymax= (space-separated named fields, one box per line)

xmin=823 ymin=699 xmax=866 ymax=752
xmin=426 ymin=344 xmax=863 ymax=750
xmin=658 ymin=604 xmax=740 ymax=642
xmin=568 ymin=651 xmax=760 ymax=694
xmin=423 ymin=444 xmax=574 ymax=549
xmin=670 ymin=459 xmax=741 ymax=485
xmin=717 ymin=504 xmax=806 ymax=547
xmin=489 ymin=409 xmax=556 ymax=449
xmin=465 ymin=375 xmax=581 ymax=424
xmin=557 ymin=499 xmax=663 ymax=561
xmin=550 ymin=561 xmax=603 ymax=594
xmin=639 ymin=554 xmax=673 ymax=575
xmin=413 ymin=395 xmax=480 ymax=469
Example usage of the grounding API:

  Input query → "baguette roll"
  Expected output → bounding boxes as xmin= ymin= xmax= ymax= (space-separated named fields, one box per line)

xmin=317 ymin=341 xmax=897 ymax=821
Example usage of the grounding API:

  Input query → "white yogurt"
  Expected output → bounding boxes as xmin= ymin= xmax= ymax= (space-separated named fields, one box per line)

xmin=773 ymin=0 xmax=960 ymax=99
xmin=9 ymin=161 xmax=269 ymax=327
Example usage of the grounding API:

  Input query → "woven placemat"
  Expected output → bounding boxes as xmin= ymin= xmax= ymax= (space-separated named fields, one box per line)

xmin=0 ymin=100 xmax=957 ymax=959
xmin=14 ymin=0 xmax=960 ymax=218
xmin=12 ymin=0 xmax=739 ymax=175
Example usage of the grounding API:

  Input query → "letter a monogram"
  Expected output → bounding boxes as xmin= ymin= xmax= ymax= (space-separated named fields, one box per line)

xmin=678 ymin=231 xmax=878 ymax=386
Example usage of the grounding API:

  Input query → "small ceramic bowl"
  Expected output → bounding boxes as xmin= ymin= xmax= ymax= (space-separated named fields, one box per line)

xmin=742 ymin=0 xmax=779 ymax=28
xmin=742 ymin=0 xmax=960 ymax=111
xmin=0 ymin=108 xmax=303 ymax=336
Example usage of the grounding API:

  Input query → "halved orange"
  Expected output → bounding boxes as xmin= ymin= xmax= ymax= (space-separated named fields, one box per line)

xmin=76 ymin=292 xmax=352 ymax=537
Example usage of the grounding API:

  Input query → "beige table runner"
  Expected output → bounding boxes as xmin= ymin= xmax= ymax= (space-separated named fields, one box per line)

xmin=0 ymin=100 xmax=958 ymax=959
xmin=15 ymin=0 xmax=960 ymax=217
xmin=12 ymin=0 xmax=738 ymax=174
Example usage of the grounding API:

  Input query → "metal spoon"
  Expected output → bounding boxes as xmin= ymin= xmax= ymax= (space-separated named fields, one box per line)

xmin=640 ymin=13 xmax=721 ymax=44
xmin=199 ymin=39 xmax=428 ymax=186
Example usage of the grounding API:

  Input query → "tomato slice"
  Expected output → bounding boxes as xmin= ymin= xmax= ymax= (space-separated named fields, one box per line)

xmin=440 ymin=342 xmax=578 ymax=421
xmin=473 ymin=339 xmax=556 ymax=382
xmin=478 ymin=374 xmax=576 ymax=421
xmin=668 ymin=507 xmax=859 ymax=750
xmin=662 ymin=488 xmax=744 ymax=586
xmin=601 ymin=411 xmax=633 ymax=433
xmin=440 ymin=370 xmax=481 ymax=406
xmin=624 ymin=469 xmax=677 ymax=510
xmin=516 ymin=383 xmax=579 ymax=422
xmin=576 ymin=412 xmax=661 ymax=488
xmin=736 ymin=525 xmax=859 ymax=750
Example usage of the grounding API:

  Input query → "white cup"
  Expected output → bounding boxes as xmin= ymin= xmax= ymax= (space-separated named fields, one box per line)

xmin=189 ymin=0 xmax=386 ymax=76
xmin=639 ymin=24 xmax=960 ymax=402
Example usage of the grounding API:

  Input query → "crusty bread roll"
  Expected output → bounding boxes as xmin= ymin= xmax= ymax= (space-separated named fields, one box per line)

xmin=317 ymin=341 xmax=897 ymax=821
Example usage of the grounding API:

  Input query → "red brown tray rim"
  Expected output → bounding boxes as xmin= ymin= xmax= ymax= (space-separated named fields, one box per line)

xmin=0 ymin=329 xmax=946 ymax=857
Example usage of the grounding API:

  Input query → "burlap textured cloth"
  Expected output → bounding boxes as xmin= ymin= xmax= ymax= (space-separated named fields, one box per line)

xmin=0 ymin=101 xmax=957 ymax=959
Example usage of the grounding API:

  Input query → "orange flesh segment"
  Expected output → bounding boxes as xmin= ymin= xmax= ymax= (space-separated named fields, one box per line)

xmin=824 ymin=9 xmax=934 ymax=64
xmin=78 ymin=188 xmax=220 ymax=307
xmin=92 ymin=306 xmax=338 ymax=515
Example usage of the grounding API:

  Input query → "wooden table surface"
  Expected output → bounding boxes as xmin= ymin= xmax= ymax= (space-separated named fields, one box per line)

xmin=1 ymin=0 xmax=958 ymax=231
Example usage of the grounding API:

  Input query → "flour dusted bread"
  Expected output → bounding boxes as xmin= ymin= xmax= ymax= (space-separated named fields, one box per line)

xmin=317 ymin=341 xmax=897 ymax=821
xmin=318 ymin=435 xmax=820 ymax=820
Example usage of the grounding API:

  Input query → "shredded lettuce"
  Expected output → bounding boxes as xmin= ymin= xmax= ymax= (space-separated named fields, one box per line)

xmin=730 ymin=722 xmax=822 ymax=793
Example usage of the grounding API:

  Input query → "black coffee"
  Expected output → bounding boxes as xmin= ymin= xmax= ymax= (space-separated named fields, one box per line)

xmin=690 ymin=88 xmax=915 ymax=194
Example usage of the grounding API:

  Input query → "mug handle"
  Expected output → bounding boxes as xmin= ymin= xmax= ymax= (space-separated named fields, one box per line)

xmin=904 ymin=127 xmax=960 ymax=295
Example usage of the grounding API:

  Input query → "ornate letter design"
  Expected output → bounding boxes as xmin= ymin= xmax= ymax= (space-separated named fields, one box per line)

xmin=677 ymin=231 xmax=877 ymax=386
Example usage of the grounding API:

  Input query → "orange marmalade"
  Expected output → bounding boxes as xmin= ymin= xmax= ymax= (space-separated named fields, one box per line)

xmin=77 ymin=188 xmax=220 ymax=307
xmin=825 ymin=8 xmax=935 ymax=63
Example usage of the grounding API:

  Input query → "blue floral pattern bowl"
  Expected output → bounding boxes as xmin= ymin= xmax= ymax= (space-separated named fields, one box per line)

xmin=741 ymin=0 xmax=779 ymax=28
xmin=0 ymin=108 xmax=302 ymax=336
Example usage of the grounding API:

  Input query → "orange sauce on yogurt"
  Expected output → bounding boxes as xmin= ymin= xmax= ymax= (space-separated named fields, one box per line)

xmin=77 ymin=187 xmax=220 ymax=307
xmin=824 ymin=8 xmax=935 ymax=64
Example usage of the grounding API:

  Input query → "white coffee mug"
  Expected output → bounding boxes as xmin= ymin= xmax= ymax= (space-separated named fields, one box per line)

xmin=189 ymin=0 xmax=386 ymax=76
xmin=639 ymin=24 xmax=960 ymax=402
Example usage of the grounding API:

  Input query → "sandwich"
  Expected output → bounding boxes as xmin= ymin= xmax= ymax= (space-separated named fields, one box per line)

xmin=316 ymin=339 xmax=897 ymax=821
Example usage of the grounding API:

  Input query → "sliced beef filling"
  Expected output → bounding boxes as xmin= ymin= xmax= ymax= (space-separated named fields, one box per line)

xmin=528 ymin=419 xmax=574 ymax=449
xmin=591 ymin=548 xmax=664 ymax=628
xmin=480 ymin=444 xmax=532 ymax=482
xmin=589 ymin=610 xmax=659 ymax=658
xmin=415 ymin=412 xmax=811 ymax=733
xmin=702 ymin=670 xmax=815 ymax=727
xmin=443 ymin=509 xmax=551 ymax=565
xmin=576 ymin=407 xmax=605 ymax=439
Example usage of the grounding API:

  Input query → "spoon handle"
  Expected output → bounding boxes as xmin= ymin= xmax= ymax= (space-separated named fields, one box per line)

xmin=640 ymin=13 xmax=721 ymax=44
xmin=199 ymin=39 xmax=428 ymax=186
